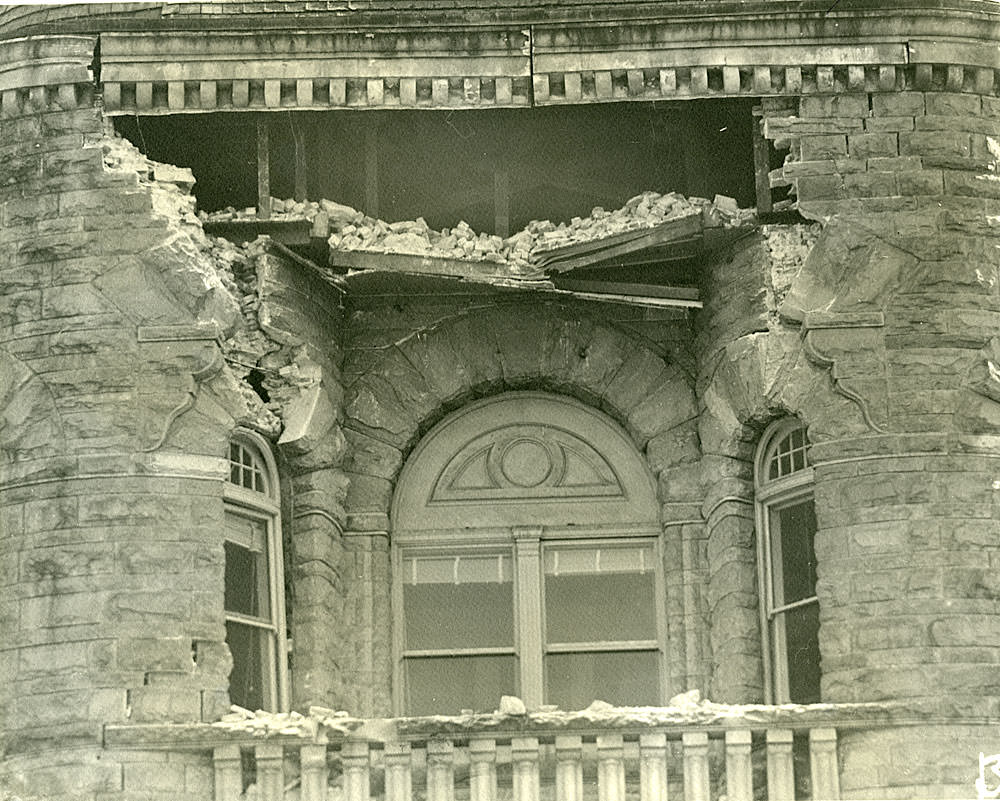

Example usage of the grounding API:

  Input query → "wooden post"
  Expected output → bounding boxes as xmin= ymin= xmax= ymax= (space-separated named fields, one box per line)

xmin=257 ymin=115 xmax=271 ymax=219
xmin=751 ymin=108 xmax=773 ymax=215
xmin=364 ymin=123 xmax=379 ymax=218
xmin=682 ymin=106 xmax=708 ymax=200
xmin=494 ymin=168 xmax=510 ymax=238
xmin=513 ymin=528 xmax=543 ymax=709
xmin=293 ymin=116 xmax=308 ymax=202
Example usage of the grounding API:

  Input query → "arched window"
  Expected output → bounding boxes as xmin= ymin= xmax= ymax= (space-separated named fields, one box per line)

xmin=755 ymin=419 xmax=820 ymax=704
xmin=392 ymin=393 xmax=664 ymax=715
xmin=224 ymin=432 xmax=288 ymax=711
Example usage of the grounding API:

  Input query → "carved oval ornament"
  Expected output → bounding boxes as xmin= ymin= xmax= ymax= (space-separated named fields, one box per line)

xmin=432 ymin=425 xmax=623 ymax=503
xmin=393 ymin=392 xmax=658 ymax=530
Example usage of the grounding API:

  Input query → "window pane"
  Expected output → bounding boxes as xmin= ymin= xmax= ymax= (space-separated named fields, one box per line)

xmin=546 ymin=651 xmax=659 ymax=710
xmin=544 ymin=546 xmax=656 ymax=643
xmin=406 ymin=655 xmax=516 ymax=715
xmin=780 ymin=601 xmax=821 ymax=703
xmin=226 ymin=620 xmax=274 ymax=710
xmin=224 ymin=539 xmax=270 ymax=618
xmin=403 ymin=553 xmax=513 ymax=649
xmin=773 ymin=500 xmax=817 ymax=605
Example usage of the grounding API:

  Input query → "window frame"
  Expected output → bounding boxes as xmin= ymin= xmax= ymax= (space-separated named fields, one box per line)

xmin=224 ymin=430 xmax=289 ymax=713
xmin=392 ymin=526 xmax=667 ymax=716
xmin=754 ymin=418 xmax=818 ymax=705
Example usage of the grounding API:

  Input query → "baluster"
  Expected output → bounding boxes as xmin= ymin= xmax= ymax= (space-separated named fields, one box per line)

xmin=766 ymin=729 xmax=794 ymax=801
xmin=724 ymin=731 xmax=752 ymax=801
xmin=301 ymin=744 xmax=329 ymax=801
xmin=256 ymin=743 xmax=285 ymax=801
xmin=511 ymin=737 xmax=540 ymax=801
xmin=427 ymin=739 xmax=455 ymax=801
xmin=213 ymin=744 xmax=243 ymax=801
xmin=469 ymin=739 xmax=498 ymax=801
xmin=343 ymin=740 xmax=372 ymax=801
xmin=597 ymin=735 xmax=625 ymax=801
xmin=809 ymin=728 xmax=840 ymax=801
xmin=681 ymin=732 xmax=710 ymax=801
xmin=555 ymin=736 xmax=583 ymax=801
xmin=386 ymin=742 xmax=413 ymax=801
xmin=639 ymin=733 xmax=667 ymax=801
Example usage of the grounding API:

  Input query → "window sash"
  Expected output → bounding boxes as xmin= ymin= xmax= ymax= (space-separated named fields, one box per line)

xmin=225 ymin=619 xmax=279 ymax=711
xmin=224 ymin=496 xmax=287 ymax=711
xmin=757 ymin=484 xmax=819 ymax=704
xmin=395 ymin=536 xmax=664 ymax=714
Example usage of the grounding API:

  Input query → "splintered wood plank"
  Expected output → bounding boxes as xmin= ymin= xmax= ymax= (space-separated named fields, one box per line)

xmin=550 ymin=278 xmax=699 ymax=302
xmin=531 ymin=212 xmax=704 ymax=272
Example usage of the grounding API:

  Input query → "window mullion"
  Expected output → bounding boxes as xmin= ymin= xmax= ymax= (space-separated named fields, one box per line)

xmin=513 ymin=527 xmax=543 ymax=710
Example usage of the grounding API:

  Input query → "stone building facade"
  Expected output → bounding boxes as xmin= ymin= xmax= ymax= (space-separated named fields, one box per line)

xmin=1 ymin=2 xmax=999 ymax=799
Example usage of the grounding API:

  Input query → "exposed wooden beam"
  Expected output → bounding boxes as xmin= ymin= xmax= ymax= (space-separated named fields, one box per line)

xmin=256 ymin=115 xmax=271 ymax=220
xmin=364 ymin=124 xmax=380 ymax=218
xmin=682 ymin=105 xmax=709 ymax=201
xmin=752 ymin=108 xmax=774 ymax=215
xmin=494 ymin=168 xmax=511 ymax=239
xmin=293 ymin=117 xmax=308 ymax=202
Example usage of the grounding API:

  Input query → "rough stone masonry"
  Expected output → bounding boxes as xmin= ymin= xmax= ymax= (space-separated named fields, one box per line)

xmin=2 ymin=5 xmax=1000 ymax=800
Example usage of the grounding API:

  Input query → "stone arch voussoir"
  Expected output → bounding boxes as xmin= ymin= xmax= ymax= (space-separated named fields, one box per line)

xmin=342 ymin=303 xmax=698 ymax=526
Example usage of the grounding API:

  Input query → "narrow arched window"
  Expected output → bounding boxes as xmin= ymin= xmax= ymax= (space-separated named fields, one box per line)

xmin=224 ymin=432 xmax=288 ymax=711
xmin=755 ymin=419 xmax=820 ymax=704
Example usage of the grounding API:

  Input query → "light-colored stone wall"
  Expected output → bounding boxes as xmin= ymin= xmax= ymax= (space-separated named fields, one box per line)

xmin=0 ymin=64 xmax=343 ymax=798
xmin=3 ymin=24 xmax=1000 ymax=801
xmin=337 ymin=297 xmax=706 ymax=713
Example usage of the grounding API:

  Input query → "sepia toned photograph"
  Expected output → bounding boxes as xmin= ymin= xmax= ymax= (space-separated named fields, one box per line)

xmin=0 ymin=1 xmax=999 ymax=799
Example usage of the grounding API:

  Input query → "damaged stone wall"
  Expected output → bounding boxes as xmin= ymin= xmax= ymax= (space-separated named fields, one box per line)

xmin=741 ymin=88 xmax=1000 ymax=798
xmin=0 ymin=59 xmax=346 ymax=797
xmin=338 ymin=293 xmax=708 ymax=713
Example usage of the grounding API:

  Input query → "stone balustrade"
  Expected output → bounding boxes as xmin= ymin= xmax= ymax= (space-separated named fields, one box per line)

xmin=104 ymin=704 xmax=920 ymax=801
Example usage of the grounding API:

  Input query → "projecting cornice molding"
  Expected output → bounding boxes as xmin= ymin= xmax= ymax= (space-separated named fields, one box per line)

xmin=5 ymin=6 xmax=1000 ymax=113
xmin=94 ymin=26 xmax=1000 ymax=114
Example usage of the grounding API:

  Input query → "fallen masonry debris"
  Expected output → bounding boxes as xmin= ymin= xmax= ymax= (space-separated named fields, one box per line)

xmin=201 ymin=191 xmax=756 ymax=276
xmin=206 ymin=692 xmax=904 ymax=741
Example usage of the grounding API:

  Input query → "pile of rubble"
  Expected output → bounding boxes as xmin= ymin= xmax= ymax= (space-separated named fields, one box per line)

xmin=201 ymin=191 xmax=755 ymax=270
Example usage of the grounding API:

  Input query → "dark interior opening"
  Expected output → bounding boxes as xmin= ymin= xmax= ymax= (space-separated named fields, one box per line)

xmin=115 ymin=98 xmax=757 ymax=234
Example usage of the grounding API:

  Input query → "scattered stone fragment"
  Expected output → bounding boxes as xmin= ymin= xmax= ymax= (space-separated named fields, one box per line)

xmin=202 ymin=190 xmax=756 ymax=273
xmin=497 ymin=695 xmax=527 ymax=715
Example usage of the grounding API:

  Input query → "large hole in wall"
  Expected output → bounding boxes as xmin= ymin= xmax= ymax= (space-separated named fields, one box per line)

xmin=114 ymin=99 xmax=756 ymax=233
